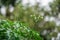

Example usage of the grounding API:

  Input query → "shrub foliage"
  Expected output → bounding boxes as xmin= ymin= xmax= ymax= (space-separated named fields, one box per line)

xmin=0 ymin=20 xmax=43 ymax=40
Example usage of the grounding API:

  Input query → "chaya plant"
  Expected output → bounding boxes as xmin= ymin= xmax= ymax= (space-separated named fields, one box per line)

xmin=0 ymin=20 xmax=43 ymax=40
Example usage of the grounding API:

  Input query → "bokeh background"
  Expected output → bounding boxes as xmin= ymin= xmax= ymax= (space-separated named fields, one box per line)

xmin=0 ymin=0 xmax=60 ymax=40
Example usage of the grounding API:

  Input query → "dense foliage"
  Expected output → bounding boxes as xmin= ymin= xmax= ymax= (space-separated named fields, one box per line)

xmin=0 ymin=20 xmax=43 ymax=40
xmin=1 ymin=0 xmax=60 ymax=40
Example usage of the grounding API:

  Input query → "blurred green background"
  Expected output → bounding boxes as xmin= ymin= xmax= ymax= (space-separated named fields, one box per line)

xmin=0 ymin=0 xmax=60 ymax=40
